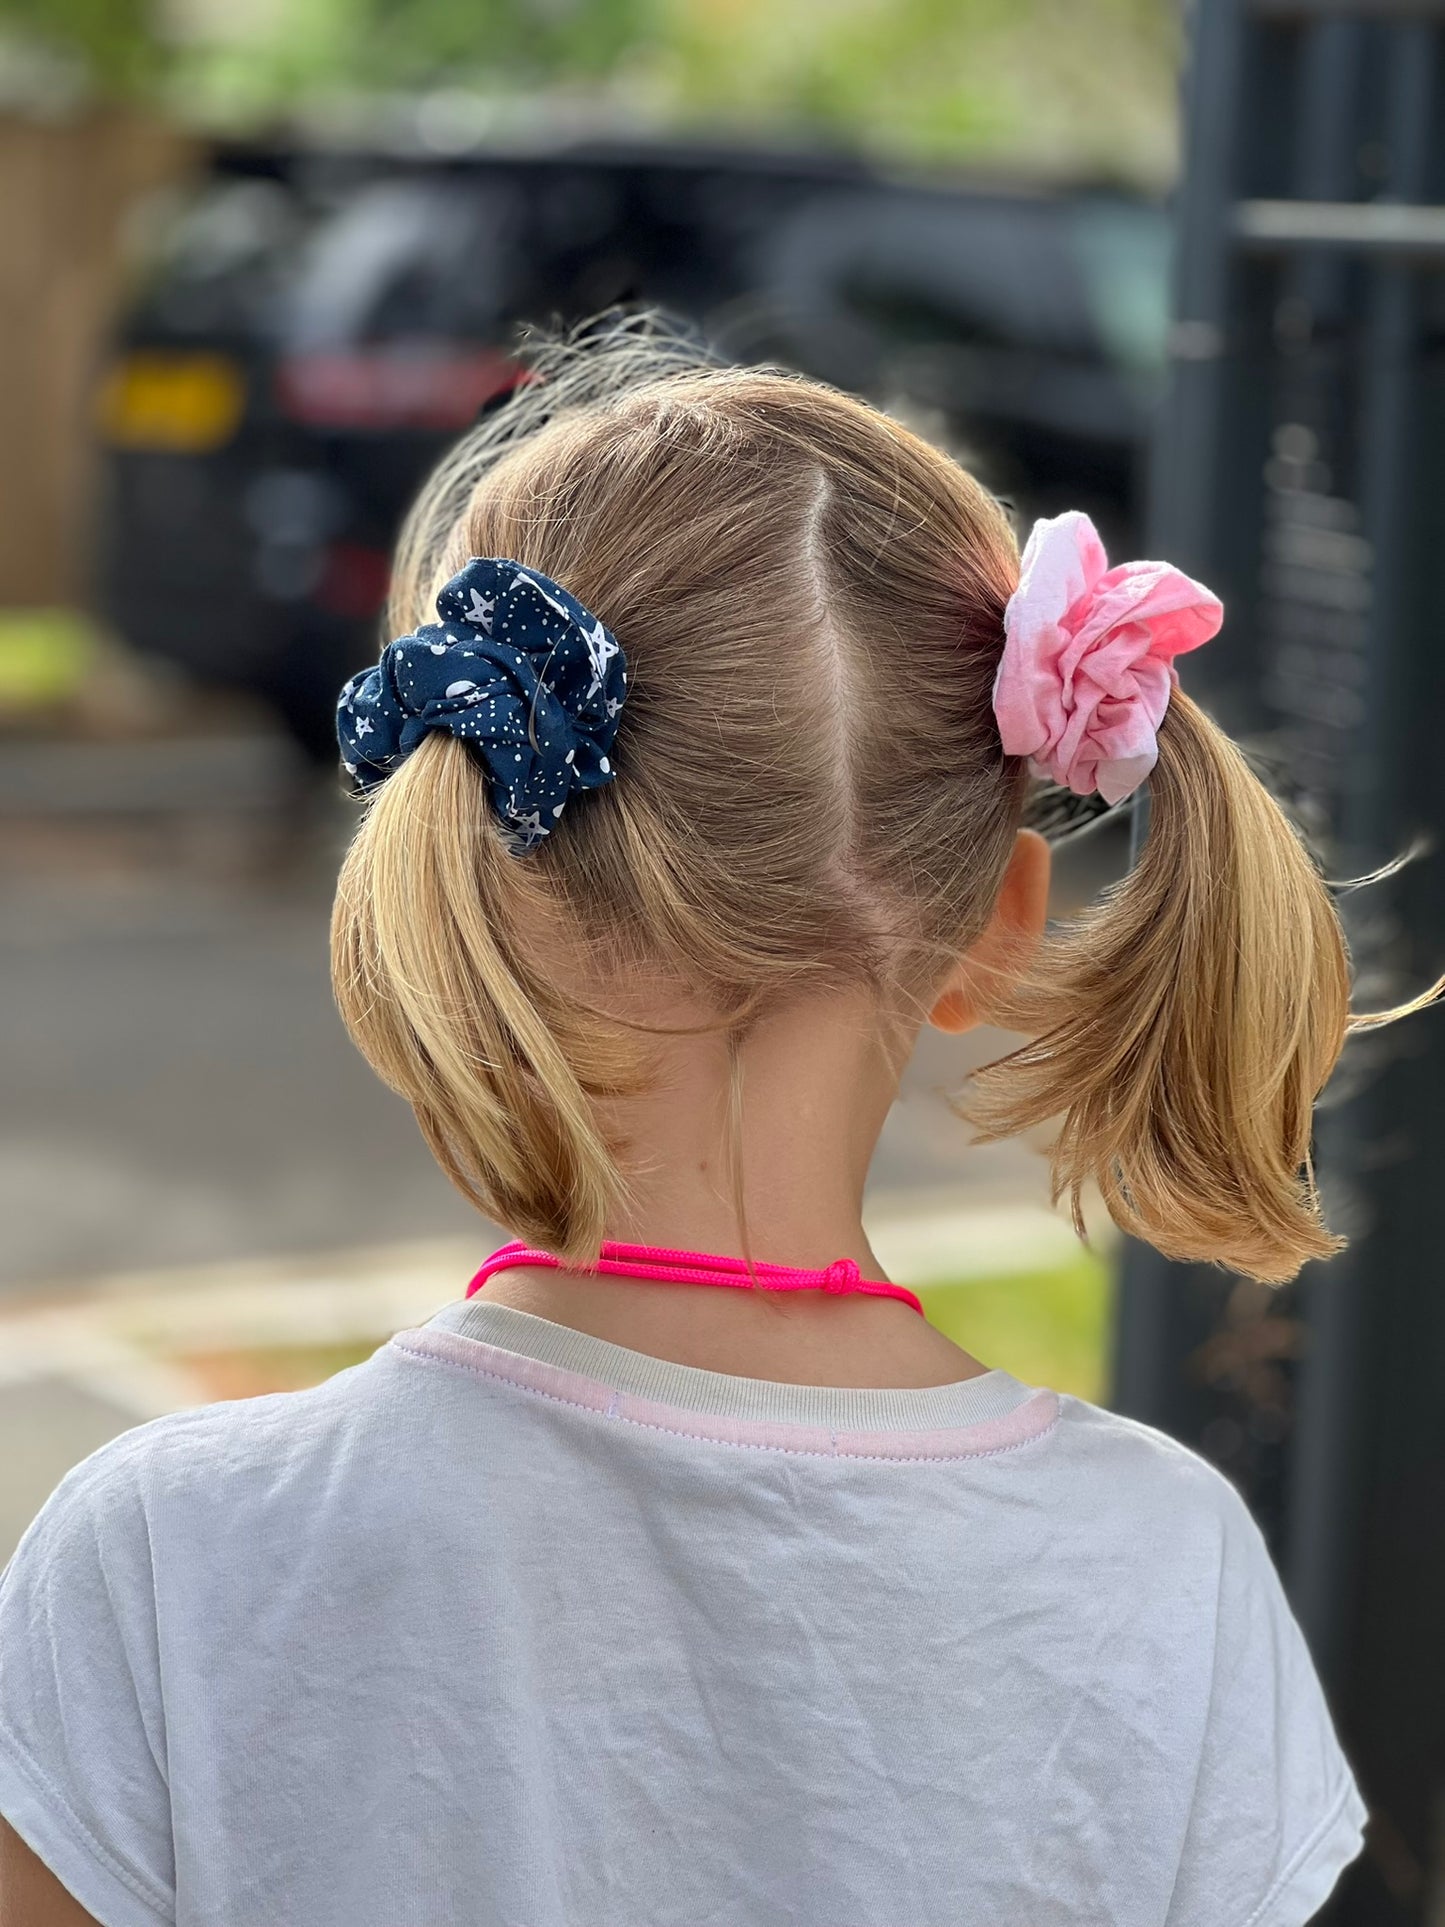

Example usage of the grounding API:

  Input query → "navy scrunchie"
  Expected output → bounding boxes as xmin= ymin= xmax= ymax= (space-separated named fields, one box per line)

xmin=336 ymin=557 xmax=628 ymax=855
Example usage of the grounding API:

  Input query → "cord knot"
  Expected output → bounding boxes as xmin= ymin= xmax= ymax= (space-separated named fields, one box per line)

xmin=822 ymin=1259 xmax=861 ymax=1294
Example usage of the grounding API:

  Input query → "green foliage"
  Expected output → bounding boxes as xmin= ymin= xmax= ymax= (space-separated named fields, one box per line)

xmin=0 ymin=0 xmax=163 ymax=90
xmin=352 ymin=0 xmax=656 ymax=83
xmin=236 ymin=0 xmax=658 ymax=95
xmin=0 ymin=0 xmax=1176 ymax=179
xmin=0 ymin=0 xmax=658 ymax=97
xmin=652 ymin=0 xmax=1177 ymax=174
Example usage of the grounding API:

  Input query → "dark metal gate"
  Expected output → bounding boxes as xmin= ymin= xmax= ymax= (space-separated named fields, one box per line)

xmin=1111 ymin=2 xmax=1445 ymax=1919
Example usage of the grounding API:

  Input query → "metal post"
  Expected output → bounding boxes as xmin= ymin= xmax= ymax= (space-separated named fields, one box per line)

xmin=1112 ymin=5 xmax=1445 ymax=1916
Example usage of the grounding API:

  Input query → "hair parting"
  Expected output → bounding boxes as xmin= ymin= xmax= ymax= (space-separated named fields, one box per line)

xmin=331 ymin=315 xmax=1438 ymax=1285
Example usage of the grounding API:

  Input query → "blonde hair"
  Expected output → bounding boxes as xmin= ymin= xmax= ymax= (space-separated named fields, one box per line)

xmin=331 ymin=325 xmax=1424 ymax=1285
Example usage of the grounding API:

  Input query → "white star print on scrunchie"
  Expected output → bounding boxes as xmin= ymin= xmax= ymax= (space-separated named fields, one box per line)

xmin=336 ymin=557 xmax=628 ymax=856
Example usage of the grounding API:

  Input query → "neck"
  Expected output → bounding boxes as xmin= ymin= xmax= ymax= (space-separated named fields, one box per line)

xmin=601 ymin=989 xmax=896 ymax=1274
xmin=476 ymin=989 xmax=990 ymax=1388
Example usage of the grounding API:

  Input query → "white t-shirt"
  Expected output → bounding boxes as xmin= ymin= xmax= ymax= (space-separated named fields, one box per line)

xmin=0 ymin=1295 xmax=1365 ymax=1927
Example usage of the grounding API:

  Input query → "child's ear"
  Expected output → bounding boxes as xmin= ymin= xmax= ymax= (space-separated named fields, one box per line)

xmin=928 ymin=829 xmax=1051 ymax=1035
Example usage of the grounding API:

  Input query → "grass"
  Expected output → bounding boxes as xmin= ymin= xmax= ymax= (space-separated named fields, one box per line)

xmin=916 ymin=1253 xmax=1114 ymax=1403
xmin=0 ymin=609 xmax=99 ymax=709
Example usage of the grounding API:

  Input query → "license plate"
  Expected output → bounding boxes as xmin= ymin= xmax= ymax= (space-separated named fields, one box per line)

xmin=97 ymin=352 xmax=246 ymax=453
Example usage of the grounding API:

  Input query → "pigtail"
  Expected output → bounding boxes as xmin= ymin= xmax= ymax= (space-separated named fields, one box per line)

xmin=968 ymin=694 xmax=1361 ymax=1285
xmin=346 ymin=356 xmax=1382 ymax=1277
xmin=330 ymin=732 xmax=642 ymax=1263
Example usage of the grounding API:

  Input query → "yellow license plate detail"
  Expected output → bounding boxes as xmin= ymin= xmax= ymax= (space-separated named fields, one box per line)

xmin=98 ymin=353 xmax=245 ymax=453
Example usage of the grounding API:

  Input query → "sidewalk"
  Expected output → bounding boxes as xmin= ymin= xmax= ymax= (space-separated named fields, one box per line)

xmin=0 ymin=1193 xmax=1115 ymax=1563
xmin=2 ymin=712 xmax=1130 ymax=1562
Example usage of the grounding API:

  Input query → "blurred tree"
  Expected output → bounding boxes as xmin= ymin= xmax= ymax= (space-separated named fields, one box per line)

xmin=0 ymin=0 xmax=1177 ymax=180
xmin=340 ymin=0 xmax=655 ymax=81
xmin=0 ymin=0 xmax=655 ymax=96
xmin=0 ymin=0 xmax=165 ymax=92
xmin=654 ymin=0 xmax=1177 ymax=176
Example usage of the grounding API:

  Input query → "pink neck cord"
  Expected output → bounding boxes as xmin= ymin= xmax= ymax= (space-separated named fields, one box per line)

xmin=466 ymin=1238 xmax=926 ymax=1317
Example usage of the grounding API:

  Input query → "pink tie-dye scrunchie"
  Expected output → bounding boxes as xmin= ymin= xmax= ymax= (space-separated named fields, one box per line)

xmin=991 ymin=511 xmax=1223 ymax=807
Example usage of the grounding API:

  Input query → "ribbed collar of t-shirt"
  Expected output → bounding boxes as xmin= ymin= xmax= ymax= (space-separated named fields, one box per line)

xmin=421 ymin=1296 xmax=1035 ymax=1432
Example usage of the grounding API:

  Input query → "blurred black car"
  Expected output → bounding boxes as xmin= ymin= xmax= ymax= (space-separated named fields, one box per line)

xmin=94 ymin=136 xmax=1169 ymax=759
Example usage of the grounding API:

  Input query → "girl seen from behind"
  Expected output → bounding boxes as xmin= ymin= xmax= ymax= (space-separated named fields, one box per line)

xmin=2 ymin=326 xmax=1411 ymax=1927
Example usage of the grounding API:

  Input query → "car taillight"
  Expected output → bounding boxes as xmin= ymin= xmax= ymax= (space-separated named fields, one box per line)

xmin=274 ymin=346 xmax=525 ymax=431
xmin=315 ymin=542 xmax=392 ymax=620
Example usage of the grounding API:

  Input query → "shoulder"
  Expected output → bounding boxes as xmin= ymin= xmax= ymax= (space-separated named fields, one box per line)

xmin=1049 ymin=1392 xmax=1250 ymax=1498
xmin=1044 ymin=1419 xmax=1371 ymax=1924
xmin=1040 ymin=1393 xmax=1270 ymax=1563
xmin=6 ymin=1350 xmax=400 ymax=1573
